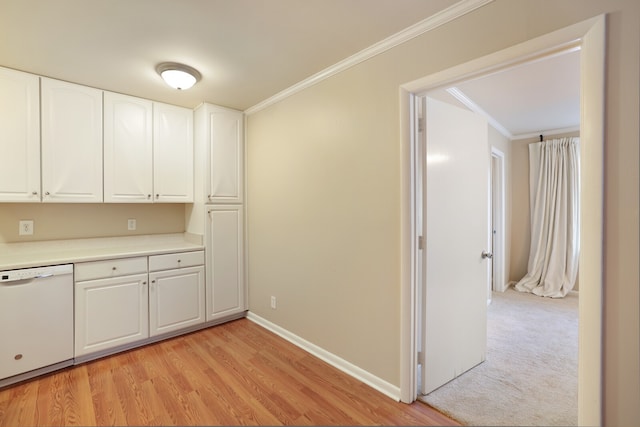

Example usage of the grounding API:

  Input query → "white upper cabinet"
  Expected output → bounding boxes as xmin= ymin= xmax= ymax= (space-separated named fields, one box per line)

xmin=41 ymin=78 xmax=103 ymax=203
xmin=104 ymin=92 xmax=154 ymax=203
xmin=195 ymin=103 xmax=243 ymax=204
xmin=153 ymin=102 xmax=194 ymax=203
xmin=0 ymin=67 xmax=41 ymax=202
xmin=0 ymin=69 xmax=195 ymax=205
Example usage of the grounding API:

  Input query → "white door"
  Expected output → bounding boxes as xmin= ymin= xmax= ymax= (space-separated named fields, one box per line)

xmin=41 ymin=78 xmax=103 ymax=202
xmin=0 ymin=67 xmax=41 ymax=202
xmin=153 ymin=102 xmax=194 ymax=202
xmin=421 ymin=96 xmax=490 ymax=394
xmin=149 ymin=265 xmax=205 ymax=337
xmin=74 ymin=273 xmax=149 ymax=357
xmin=207 ymin=105 xmax=244 ymax=204
xmin=104 ymin=92 xmax=153 ymax=202
xmin=205 ymin=205 xmax=245 ymax=321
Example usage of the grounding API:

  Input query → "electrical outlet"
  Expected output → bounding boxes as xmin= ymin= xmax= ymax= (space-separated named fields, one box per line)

xmin=270 ymin=296 xmax=277 ymax=309
xmin=19 ymin=220 xmax=34 ymax=236
xmin=127 ymin=219 xmax=136 ymax=231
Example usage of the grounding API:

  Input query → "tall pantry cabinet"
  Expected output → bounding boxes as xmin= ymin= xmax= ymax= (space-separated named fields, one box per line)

xmin=187 ymin=103 xmax=246 ymax=322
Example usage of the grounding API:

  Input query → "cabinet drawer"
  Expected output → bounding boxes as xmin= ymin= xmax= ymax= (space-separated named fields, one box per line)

xmin=75 ymin=257 xmax=148 ymax=282
xmin=149 ymin=251 xmax=204 ymax=272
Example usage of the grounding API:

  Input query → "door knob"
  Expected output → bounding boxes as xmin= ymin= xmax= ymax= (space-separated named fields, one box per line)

xmin=481 ymin=250 xmax=493 ymax=259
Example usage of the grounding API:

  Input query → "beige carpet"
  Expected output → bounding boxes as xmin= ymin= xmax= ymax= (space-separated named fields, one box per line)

xmin=421 ymin=287 xmax=578 ymax=426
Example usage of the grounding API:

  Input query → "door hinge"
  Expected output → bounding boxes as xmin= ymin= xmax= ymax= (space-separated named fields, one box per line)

xmin=418 ymin=235 xmax=424 ymax=250
xmin=417 ymin=351 xmax=425 ymax=366
xmin=418 ymin=117 xmax=424 ymax=133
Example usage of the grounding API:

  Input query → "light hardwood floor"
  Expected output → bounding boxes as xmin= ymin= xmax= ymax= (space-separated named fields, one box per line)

xmin=0 ymin=318 xmax=460 ymax=426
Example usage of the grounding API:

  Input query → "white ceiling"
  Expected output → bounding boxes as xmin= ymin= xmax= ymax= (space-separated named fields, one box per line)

xmin=0 ymin=0 xmax=456 ymax=110
xmin=0 ymin=0 xmax=580 ymax=136
xmin=429 ymin=49 xmax=581 ymax=140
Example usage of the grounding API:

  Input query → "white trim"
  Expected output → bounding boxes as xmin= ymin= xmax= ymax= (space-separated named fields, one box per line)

xmin=576 ymin=16 xmax=605 ymax=426
xmin=490 ymin=147 xmax=507 ymax=293
xmin=246 ymin=311 xmax=401 ymax=401
xmin=244 ymin=0 xmax=494 ymax=115
xmin=400 ymin=89 xmax=420 ymax=403
xmin=400 ymin=15 xmax=605 ymax=425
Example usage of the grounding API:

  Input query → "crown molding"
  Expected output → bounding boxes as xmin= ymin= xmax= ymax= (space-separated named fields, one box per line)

xmin=245 ymin=0 xmax=494 ymax=115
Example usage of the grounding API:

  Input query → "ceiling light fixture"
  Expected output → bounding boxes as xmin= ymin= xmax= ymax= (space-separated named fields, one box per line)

xmin=156 ymin=62 xmax=201 ymax=90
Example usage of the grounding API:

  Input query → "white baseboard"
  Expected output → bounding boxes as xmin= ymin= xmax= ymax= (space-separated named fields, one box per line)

xmin=246 ymin=311 xmax=401 ymax=401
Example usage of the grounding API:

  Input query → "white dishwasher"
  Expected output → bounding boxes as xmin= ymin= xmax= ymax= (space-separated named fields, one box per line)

xmin=0 ymin=264 xmax=74 ymax=386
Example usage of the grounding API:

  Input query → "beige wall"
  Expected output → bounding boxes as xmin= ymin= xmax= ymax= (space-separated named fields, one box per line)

xmin=246 ymin=1 xmax=639 ymax=425
xmin=0 ymin=204 xmax=185 ymax=243
xmin=509 ymin=138 xmax=531 ymax=281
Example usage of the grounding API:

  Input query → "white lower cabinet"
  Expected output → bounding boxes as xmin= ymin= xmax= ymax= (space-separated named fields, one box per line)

xmin=74 ymin=250 xmax=205 ymax=358
xmin=205 ymin=205 xmax=245 ymax=321
xmin=149 ymin=252 xmax=205 ymax=337
xmin=74 ymin=257 xmax=149 ymax=357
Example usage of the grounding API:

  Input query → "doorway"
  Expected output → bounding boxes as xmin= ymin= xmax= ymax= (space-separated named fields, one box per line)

xmin=490 ymin=148 xmax=506 ymax=295
xmin=399 ymin=15 xmax=605 ymax=426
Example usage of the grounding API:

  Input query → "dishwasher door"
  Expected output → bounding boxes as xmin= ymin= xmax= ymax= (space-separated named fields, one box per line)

xmin=0 ymin=264 xmax=74 ymax=380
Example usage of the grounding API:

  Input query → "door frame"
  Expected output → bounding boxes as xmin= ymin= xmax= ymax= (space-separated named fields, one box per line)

xmin=490 ymin=147 xmax=507 ymax=293
xmin=399 ymin=15 xmax=605 ymax=426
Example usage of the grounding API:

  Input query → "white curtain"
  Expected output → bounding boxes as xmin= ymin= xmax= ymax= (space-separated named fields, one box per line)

xmin=515 ymin=137 xmax=580 ymax=298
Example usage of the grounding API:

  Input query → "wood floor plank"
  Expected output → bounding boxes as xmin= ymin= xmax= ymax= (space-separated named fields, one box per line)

xmin=0 ymin=318 xmax=460 ymax=426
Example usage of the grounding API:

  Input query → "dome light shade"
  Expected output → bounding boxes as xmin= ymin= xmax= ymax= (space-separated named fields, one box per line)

xmin=156 ymin=62 xmax=201 ymax=90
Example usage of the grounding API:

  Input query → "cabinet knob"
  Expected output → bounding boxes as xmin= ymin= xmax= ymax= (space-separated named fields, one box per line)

xmin=155 ymin=194 xmax=159 ymax=199
xmin=112 ymin=267 xmax=117 ymax=271
xmin=14 ymin=354 xmax=23 ymax=360
xmin=45 ymin=191 xmax=50 ymax=196
xmin=147 ymin=194 xmax=151 ymax=199
xmin=32 ymin=191 xmax=38 ymax=196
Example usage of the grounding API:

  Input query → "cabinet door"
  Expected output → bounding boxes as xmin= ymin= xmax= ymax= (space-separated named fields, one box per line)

xmin=74 ymin=273 xmax=148 ymax=356
xmin=0 ymin=67 xmax=41 ymax=202
xmin=104 ymin=92 xmax=153 ymax=202
xmin=153 ymin=102 xmax=194 ymax=202
xmin=41 ymin=78 xmax=103 ymax=202
xmin=205 ymin=205 xmax=245 ymax=321
xmin=149 ymin=265 xmax=205 ymax=336
xmin=207 ymin=105 xmax=243 ymax=204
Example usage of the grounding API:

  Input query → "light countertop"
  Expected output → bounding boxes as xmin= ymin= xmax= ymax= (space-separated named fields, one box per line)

xmin=0 ymin=233 xmax=204 ymax=270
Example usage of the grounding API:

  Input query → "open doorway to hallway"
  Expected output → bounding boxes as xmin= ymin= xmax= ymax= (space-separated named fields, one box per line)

xmin=401 ymin=15 xmax=605 ymax=426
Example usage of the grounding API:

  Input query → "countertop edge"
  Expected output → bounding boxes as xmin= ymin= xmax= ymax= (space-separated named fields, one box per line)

xmin=0 ymin=233 xmax=205 ymax=271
